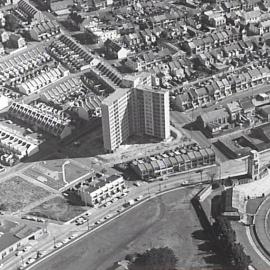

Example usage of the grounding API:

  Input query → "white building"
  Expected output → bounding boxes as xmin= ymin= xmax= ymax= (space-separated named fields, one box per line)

xmin=8 ymin=102 xmax=72 ymax=139
xmin=0 ymin=220 xmax=43 ymax=262
xmin=79 ymin=175 xmax=126 ymax=207
xmin=0 ymin=120 xmax=40 ymax=160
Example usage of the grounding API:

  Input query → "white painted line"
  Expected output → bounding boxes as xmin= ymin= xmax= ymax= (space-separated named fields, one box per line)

xmin=246 ymin=226 xmax=270 ymax=267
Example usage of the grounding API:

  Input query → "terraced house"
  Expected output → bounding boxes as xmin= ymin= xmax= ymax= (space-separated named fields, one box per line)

xmin=8 ymin=102 xmax=73 ymax=139
xmin=130 ymin=145 xmax=216 ymax=180
xmin=79 ymin=175 xmax=126 ymax=207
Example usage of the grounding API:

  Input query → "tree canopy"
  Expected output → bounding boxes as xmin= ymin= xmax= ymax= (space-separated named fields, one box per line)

xmin=129 ymin=247 xmax=178 ymax=270
xmin=5 ymin=14 xmax=20 ymax=32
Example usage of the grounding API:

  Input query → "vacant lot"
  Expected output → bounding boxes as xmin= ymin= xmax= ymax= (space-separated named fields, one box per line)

xmin=0 ymin=177 xmax=51 ymax=212
xmin=28 ymin=196 xmax=87 ymax=222
xmin=33 ymin=188 xmax=224 ymax=270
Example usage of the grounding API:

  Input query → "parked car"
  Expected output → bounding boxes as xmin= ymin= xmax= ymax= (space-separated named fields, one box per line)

xmin=181 ymin=180 xmax=189 ymax=186
xmin=54 ymin=242 xmax=63 ymax=248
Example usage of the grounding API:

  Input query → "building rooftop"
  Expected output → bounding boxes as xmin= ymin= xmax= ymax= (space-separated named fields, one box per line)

xmin=0 ymin=219 xmax=41 ymax=253
xmin=102 ymin=88 xmax=130 ymax=106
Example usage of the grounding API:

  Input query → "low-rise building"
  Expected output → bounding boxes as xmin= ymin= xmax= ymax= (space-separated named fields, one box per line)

xmin=17 ymin=0 xmax=45 ymax=21
xmin=0 ymin=120 xmax=41 ymax=160
xmin=47 ymin=34 xmax=96 ymax=72
xmin=239 ymin=10 xmax=261 ymax=25
xmin=197 ymin=108 xmax=230 ymax=136
xmin=104 ymin=39 xmax=129 ymax=59
xmin=130 ymin=145 xmax=216 ymax=180
xmin=85 ymin=26 xmax=120 ymax=44
xmin=8 ymin=34 xmax=26 ymax=49
xmin=0 ymin=12 xmax=5 ymax=27
xmin=0 ymin=30 xmax=9 ymax=43
xmin=0 ymin=220 xmax=43 ymax=262
xmin=79 ymin=175 xmax=126 ymax=207
xmin=8 ymin=102 xmax=73 ymax=139
xmin=125 ymin=49 xmax=171 ymax=72
xmin=27 ymin=20 xmax=61 ymax=41
xmin=17 ymin=65 xmax=68 ymax=95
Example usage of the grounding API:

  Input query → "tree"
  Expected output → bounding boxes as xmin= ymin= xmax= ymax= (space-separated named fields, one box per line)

xmin=5 ymin=14 xmax=20 ymax=32
xmin=129 ymin=247 xmax=178 ymax=270
xmin=0 ymin=203 xmax=7 ymax=211
xmin=212 ymin=216 xmax=251 ymax=270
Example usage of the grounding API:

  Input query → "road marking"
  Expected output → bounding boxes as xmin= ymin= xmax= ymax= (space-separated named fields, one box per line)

xmin=246 ymin=226 xmax=270 ymax=267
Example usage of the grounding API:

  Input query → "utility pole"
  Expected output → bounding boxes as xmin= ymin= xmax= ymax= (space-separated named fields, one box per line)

xmin=87 ymin=219 xmax=90 ymax=231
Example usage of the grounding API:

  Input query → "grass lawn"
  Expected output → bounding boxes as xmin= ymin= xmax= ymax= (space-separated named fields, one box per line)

xmin=64 ymin=162 xmax=90 ymax=183
xmin=42 ymin=159 xmax=89 ymax=183
xmin=28 ymin=196 xmax=87 ymax=222
xmin=0 ymin=176 xmax=51 ymax=212
xmin=24 ymin=159 xmax=90 ymax=190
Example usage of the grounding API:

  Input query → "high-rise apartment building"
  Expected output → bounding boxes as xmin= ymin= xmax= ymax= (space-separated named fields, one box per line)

xmin=101 ymin=86 xmax=170 ymax=152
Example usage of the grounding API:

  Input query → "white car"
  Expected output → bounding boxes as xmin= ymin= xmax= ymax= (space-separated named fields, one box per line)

xmin=136 ymin=195 xmax=143 ymax=201
xmin=54 ymin=242 xmax=63 ymax=248
xmin=23 ymin=245 xmax=32 ymax=252
xmin=26 ymin=258 xmax=35 ymax=265
xmin=38 ymin=250 xmax=48 ymax=258
xmin=69 ymin=233 xmax=79 ymax=240
xmin=181 ymin=180 xmax=189 ymax=186
xmin=62 ymin=238 xmax=69 ymax=244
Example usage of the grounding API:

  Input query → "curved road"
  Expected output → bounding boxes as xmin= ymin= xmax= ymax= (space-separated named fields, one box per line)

xmin=31 ymin=187 xmax=222 ymax=270
xmin=254 ymin=196 xmax=270 ymax=257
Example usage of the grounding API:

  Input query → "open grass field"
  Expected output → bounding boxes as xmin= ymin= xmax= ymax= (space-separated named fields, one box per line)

xmin=28 ymin=196 xmax=87 ymax=222
xmin=24 ymin=159 xmax=90 ymax=190
xmin=32 ymin=188 xmax=224 ymax=270
xmin=0 ymin=176 xmax=51 ymax=212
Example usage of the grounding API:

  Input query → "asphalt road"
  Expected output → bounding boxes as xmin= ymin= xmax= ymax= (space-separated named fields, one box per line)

xmin=254 ymin=196 xmax=270 ymax=260
xmin=31 ymin=187 xmax=223 ymax=270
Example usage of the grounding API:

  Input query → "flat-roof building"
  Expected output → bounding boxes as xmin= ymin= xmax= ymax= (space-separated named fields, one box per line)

xmin=79 ymin=175 xmax=126 ymax=207
xmin=0 ymin=219 xmax=43 ymax=262
xmin=101 ymin=86 xmax=170 ymax=152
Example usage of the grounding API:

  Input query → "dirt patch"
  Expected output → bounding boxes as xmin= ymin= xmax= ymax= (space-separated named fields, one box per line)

xmin=28 ymin=196 xmax=87 ymax=222
xmin=0 ymin=176 xmax=51 ymax=212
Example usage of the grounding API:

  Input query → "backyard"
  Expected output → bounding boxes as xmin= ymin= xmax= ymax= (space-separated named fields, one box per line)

xmin=0 ymin=176 xmax=51 ymax=212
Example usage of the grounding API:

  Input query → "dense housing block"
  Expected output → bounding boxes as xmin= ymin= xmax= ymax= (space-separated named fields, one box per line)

xmin=130 ymin=145 xmax=216 ymax=180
